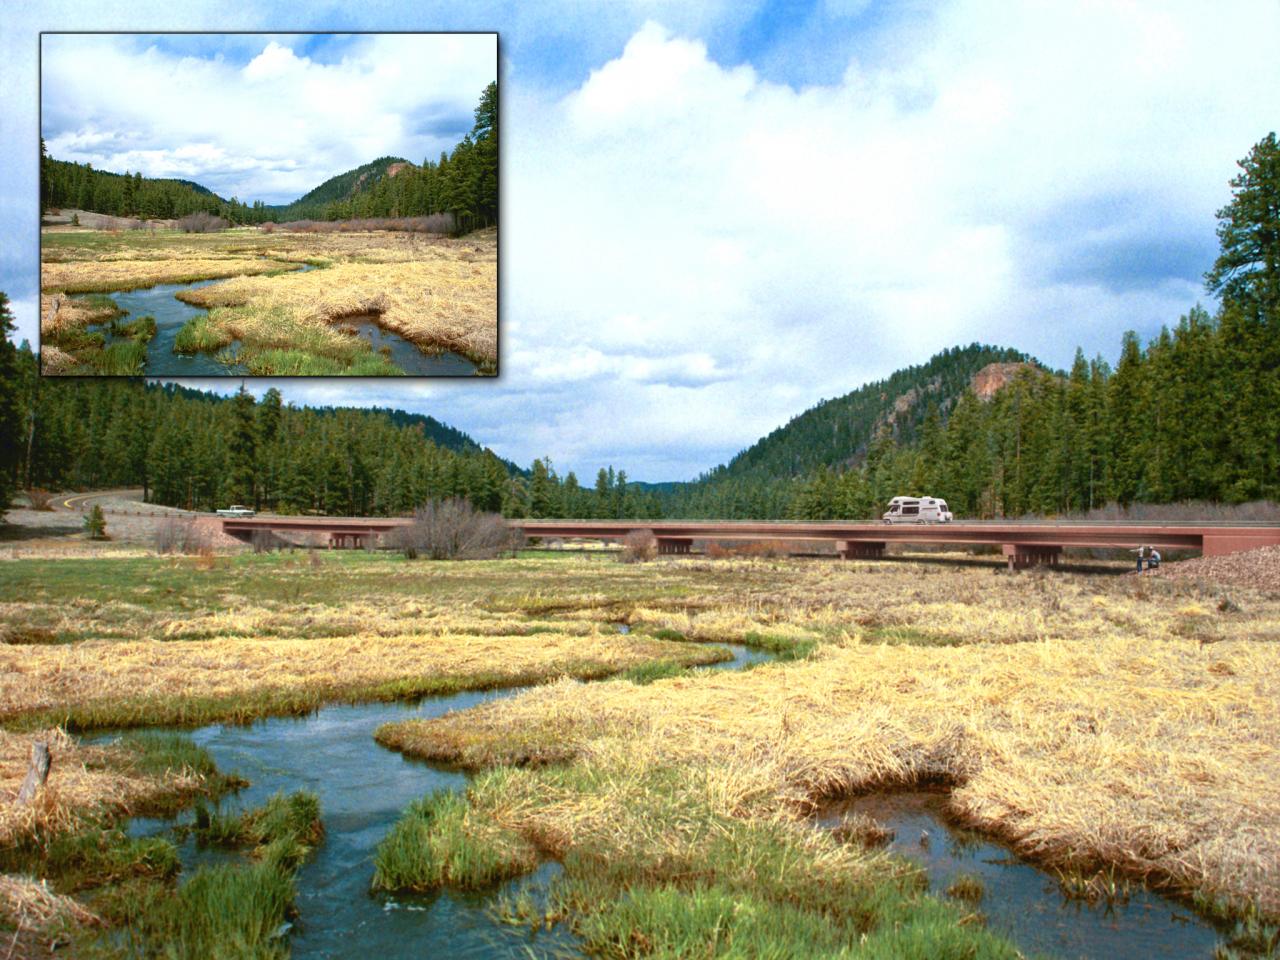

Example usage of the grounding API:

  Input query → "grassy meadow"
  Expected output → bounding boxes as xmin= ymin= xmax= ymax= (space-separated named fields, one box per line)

xmin=39 ymin=226 xmax=497 ymax=375
xmin=2 ymin=548 xmax=1278 ymax=956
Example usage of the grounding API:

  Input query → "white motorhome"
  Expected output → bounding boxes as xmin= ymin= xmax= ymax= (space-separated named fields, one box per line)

xmin=882 ymin=496 xmax=953 ymax=524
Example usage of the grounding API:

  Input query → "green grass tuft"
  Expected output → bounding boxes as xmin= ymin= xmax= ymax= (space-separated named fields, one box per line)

xmin=143 ymin=858 xmax=295 ymax=959
xmin=241 ymin=348 xmax=404 ymax=376
xmin=109 ymin=314 xmax=157 ymax=342
xmin=173 ymin=315 xmax=233 ymax=355
xmin=741 ymin=630 xmax=819 ymax=660
xmin=89 ymin=339 xmax=148 ymax=375
xmin=620 ymin=659 xmax=688 ymax=684
xmin=372 ymin=789 xmax=537 ymax=892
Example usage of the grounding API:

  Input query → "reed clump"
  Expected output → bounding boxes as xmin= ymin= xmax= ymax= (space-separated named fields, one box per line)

xmin=372 ymin=789 xmax=537 ymax=892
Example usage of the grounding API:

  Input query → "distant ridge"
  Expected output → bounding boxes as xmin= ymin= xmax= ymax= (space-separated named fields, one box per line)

xmin=268 ymin=156 xmax=412 ymax=218
xmin=698 ymin=343 xmax=1033 ymax=485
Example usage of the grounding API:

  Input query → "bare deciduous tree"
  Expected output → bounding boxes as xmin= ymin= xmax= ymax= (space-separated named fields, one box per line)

xmin=618 ymin=529 xmax=657 ymax=563
xmin=392 ymin=498 xmax=517 ymax=560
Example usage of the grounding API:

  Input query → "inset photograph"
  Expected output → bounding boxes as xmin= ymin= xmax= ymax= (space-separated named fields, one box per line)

xmin=39 ymin=32 xmax=497 ymax=376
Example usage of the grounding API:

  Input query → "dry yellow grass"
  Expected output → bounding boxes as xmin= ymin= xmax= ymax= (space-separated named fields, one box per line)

xmin=380 ymin=561 xmax=1280 ymax=919
xmin=0 ymin=872 xmax=101 ymax=956
xmin=0 ymin=728 xmax=209 ymax=847
xmin=0 ymin=629 xmax=723 ymax=728
xmin=40 ymin=258 xmax=298 ymax=296
xmin=179 ymin=236 xmax=496 ymax=364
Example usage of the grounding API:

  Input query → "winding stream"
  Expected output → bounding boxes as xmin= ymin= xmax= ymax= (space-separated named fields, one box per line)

xmin=100 ymin=643 xmax=1232 ymax=958
xmin=79 ymin=265 xmax=478 ymax=376
xmin=86 ymin=277 xmax=249 ymax=376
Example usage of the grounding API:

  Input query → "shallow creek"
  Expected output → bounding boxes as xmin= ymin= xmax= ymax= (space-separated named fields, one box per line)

xmin=85 ymin=276 xmax=252 ymax=376
xmin=79 ymin=264 xmax=478 ymax=376
xmin=99 ymin=644 xmax=1226 ymax=958
xmin=818 ymin=790 xmax=1223 ymax=959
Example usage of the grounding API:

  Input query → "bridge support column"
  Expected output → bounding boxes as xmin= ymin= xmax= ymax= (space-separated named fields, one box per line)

xmin=657 ymin=537 xmax=693 ymax=555
xmin=838 ymin=540 xmax=885 ymax=560
xmin=1002 ymin=544 xmax=1061 ymax=571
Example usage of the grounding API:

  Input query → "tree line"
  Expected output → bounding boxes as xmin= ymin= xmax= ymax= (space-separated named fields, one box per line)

xmin=40 ymin=82 xmax=498 ymax=232
xmin=0 ymin=344 xmax=656 ymax=521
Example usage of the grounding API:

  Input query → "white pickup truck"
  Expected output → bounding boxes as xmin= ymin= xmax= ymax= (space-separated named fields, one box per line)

xmin=215 ymin=505 xmax=255 ymax=518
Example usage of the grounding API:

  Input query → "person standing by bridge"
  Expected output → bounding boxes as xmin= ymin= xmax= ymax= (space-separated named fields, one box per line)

xmin=1135 ymin=545 xmax=1149 ymax=572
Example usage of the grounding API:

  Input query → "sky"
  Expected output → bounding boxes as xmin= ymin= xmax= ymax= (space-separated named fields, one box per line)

xmin=3 ymin=0 xmax=1278 ymax=482
xmin=41 ymin=33 xmax=496 ymax=204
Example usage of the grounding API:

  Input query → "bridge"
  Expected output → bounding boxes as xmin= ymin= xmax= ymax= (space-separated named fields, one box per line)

xmin=219 ymin=515 xmax=1280 ymax=569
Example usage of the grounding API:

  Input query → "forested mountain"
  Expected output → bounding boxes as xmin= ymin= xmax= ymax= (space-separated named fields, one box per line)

xmin=265 ymin=157 xmax=411 ymax=219
xmin=4 ymin=356 xmax=521 ymax=517
xmin=41 ymin=153 xmax=235 ymax=223
xmin=40 ymin=81 xmax=498 ymax=232
xmin=714 ymin=344 xmax=1032 ymax=483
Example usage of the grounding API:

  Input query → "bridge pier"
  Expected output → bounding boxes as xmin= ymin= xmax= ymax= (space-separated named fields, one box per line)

xmin=1002 ymin=543 xmax=1061 ymax=571
xmin=657 ymin=537 xmax=693 ymax=555
xmin=838 ymin=540 xmax=885 ymax=560
xmin=329 ymin=532 xmax=368 ymax=550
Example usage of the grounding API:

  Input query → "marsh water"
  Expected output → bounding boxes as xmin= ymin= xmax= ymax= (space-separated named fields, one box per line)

xmin=86 ymin=277 xmax=246 ymax=376
xmin=335 ymin=315 xmax=478 ymax=376
xmin=819 ymin=790 xmax=1222 ymax=959
xmin=118 ymin=689 xmax=577 ymax=958
xmin=80 ymin=265 xmax=479 ymax=376
xmin=103 ymin=644 xmax=1226 ymax=958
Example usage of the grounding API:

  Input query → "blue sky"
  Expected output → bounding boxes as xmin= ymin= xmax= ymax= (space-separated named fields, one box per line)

xmin=3 ymin=1 xmax=1277 ymax=481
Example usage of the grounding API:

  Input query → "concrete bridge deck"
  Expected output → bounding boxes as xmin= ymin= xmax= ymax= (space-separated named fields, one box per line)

xmin=219 ymin=515 xmax=1280 ymax=568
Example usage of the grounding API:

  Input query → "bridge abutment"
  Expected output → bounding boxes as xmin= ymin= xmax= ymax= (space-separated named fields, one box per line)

xmin=838 ymin=540 xmax=885 ymax=560
xmin=1002 ymin=543 xmax=1061 ymax=571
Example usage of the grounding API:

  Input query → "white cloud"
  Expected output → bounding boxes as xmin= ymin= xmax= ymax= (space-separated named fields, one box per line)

xmin=41 ymin=33 xmax=495 ymax=203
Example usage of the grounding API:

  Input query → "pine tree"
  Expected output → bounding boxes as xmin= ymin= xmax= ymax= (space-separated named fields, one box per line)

xmin=1206 ymin=132 xmax=1280 ymax=316
xmin=0 ymin=293 xmax=24 ymax=514
xmin=225 ymin=385 xmax=257 ymax=506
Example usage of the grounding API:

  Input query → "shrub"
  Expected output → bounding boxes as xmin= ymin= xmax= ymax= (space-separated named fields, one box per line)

xmin=176 ymin=211 xmax=229 ymax=234
xmin=70 ymin=213 xmax=79 ymax=226
xmin=391 ymin=498 xmax=516 ymax=560
xmin=154 ymin=517 xmax=213 ymax=556
xmin=26 ymin=489 xmax=55 ymax=511
xmin=251 ymin=529 xmax=286 ymax=554
xmin=277 ymin=213 xmax=455 ymax=235
xmin=618 ymin=529 xmax=657 ymax=563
